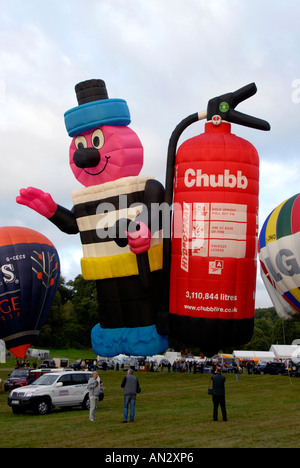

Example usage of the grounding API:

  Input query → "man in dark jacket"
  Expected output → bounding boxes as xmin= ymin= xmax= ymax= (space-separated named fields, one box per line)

xmin=211 ymin=367 xmax=227 ymax=421
xmin=121 ymin=369 xmax=141 ymax=423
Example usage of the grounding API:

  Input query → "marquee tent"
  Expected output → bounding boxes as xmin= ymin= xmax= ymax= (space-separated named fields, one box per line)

xmin=233 ymin=350 xmax=276 ymax=362
xmin=269 ymin=345 xmax=300 ymax=361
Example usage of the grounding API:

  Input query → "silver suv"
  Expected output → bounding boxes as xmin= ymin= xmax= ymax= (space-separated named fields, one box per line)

xmin=7 ymin=371 xmax=92 ymax=415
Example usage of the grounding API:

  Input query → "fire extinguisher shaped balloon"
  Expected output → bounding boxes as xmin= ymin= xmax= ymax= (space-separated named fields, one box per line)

xmin=158 ymin=83 xmax=270 ymax=356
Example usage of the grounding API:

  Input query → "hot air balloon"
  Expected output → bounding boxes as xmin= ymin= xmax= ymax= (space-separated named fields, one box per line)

xmin=17 ymin=79 xmax=168 ymax=357
xmin=158 ymin=83 xmax=270 ymax=356
xmin=259 ymin=193 xmax=300 ymax=321
xmin=0 ymin=226 xmax=60 ymax=358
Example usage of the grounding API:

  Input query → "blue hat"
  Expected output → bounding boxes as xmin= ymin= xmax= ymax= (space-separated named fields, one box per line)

xmin=64 ymin=79 xmax=131 ymax=137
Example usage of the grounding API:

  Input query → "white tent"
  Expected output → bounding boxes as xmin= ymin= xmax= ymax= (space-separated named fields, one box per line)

xmin=110 ymin=354 xmax=131 ymax=365
xmin=27 ymin=348 xmax=50 ymax=359
xmin=269 ymin=345 xmax=300 ymax=361
xmin=0 ymin=339 xmax=5 ymax=364
xmin=233 ymin=350 xmax=276 ymax=362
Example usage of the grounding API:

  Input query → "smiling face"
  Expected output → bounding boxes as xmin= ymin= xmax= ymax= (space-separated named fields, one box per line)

xmin=69 ymin=125 xmax=144 ymax=187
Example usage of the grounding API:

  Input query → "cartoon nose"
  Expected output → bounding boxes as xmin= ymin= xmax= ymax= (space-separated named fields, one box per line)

xmin=73 ymin=148 xmax=100 ymax=168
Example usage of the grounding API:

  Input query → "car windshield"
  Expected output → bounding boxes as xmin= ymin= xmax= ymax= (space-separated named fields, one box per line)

xmin=10 ymin=369 xmax=29 ymax=378
xmin=32 ymin=374 xmax=59 ymax=386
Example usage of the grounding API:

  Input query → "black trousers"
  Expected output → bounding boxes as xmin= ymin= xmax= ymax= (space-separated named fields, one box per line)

xmin=212 ymin=395 xmax=227 ymax=421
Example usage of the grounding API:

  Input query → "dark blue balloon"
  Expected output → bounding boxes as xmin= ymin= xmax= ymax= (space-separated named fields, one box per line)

xmin=0 ymin=227 xmax=60 ymax=358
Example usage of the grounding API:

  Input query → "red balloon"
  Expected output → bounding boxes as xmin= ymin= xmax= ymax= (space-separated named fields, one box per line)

xmin=169 ymin=122 xmax=259 ymax=354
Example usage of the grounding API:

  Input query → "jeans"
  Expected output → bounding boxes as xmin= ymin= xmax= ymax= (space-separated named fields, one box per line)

xmin=123 ymin=394 xmax=136 ymax=422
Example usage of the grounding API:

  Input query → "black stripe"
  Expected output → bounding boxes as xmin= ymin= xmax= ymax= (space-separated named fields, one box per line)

xmin=96 ymin=272 xmax=161 ymax=328
xmin=4 ymin=332 xmax=40 ymax=350
xmin=73 ymin=190 xmax=145 ymax=219
xmin=80 ymin=226 xmax=122 ymax=245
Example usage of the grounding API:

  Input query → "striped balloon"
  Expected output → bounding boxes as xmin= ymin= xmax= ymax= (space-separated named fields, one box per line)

xmin=0 ymin=227 xmax=60 ymax=358
xmin=259 ymin=194 xmax=300 ymax=320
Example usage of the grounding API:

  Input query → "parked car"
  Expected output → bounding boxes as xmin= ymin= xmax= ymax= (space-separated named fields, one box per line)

xmin=288 ymin=362 xmax=300 ymax=377
xmin=97 ymin=359 xmax=114 ymax=371
xmin=219 ymin=364 xmax=237 ymax=373
xmin=252 ymin=365 xmax=262 ymax=374
xmin=25 ymin=369 xmax=51 ymax=385
xmin=4 ymin=368 xmax=32 ymax=392
xmin=257 ymin=362 xmax=287 ymax=375
xmin=69 ymin=358 xmax=97 ymax=371
xmin=69 ymin=358 xmax=113 ymax=371
xmin=38 ymin=359 xmax=56 ymax=369
xmin=7 ymin=371 xmax=93 ymax=415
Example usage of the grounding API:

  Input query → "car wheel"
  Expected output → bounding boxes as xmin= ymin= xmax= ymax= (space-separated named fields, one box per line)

xmin=82 ymin=395 xmax=90 ymax=410
xmin=35 ymin=398 xmax=50 ymax=415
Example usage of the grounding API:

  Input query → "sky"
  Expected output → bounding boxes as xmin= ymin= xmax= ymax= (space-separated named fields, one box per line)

xmin=0 ymin=0 xmax=300 ymax=309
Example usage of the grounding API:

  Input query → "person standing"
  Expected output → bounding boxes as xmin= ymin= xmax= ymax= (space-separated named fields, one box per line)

xmin=87 ymin=371 xmax=104 ymax=422
xmin=121 ymin=369 xmax=141 ymax=423
xmin=211 ymin=367 xmax=227 ymax=422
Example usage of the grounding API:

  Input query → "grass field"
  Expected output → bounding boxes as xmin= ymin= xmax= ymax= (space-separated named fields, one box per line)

xmin=1 ymin=363 xmax=300 ymax=448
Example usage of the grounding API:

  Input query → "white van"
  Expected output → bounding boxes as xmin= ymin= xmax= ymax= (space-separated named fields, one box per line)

xmin=7 ymin=371 xmax=92 ymax=415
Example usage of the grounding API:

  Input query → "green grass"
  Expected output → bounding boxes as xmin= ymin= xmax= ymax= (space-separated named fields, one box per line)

xmin=1 ymin=366 xmax=300 ymax=448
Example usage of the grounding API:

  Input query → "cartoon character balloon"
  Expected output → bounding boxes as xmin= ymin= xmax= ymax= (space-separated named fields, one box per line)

xmin=17 ymin=79 xmax=168 ymax=357
xmin=259 ymin=193 xmax=300 ymax=321
xmin=0 ymin=227 xmax=60 ymax=358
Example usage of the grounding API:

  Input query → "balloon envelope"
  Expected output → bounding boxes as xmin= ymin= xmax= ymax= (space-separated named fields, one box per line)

xmin=167 ymin=123 xmax=258 ymax=354
xmin=0 ymin=227 xmax=60 ymax=358
xmin=259 ymin=194 xmax=300 ymax=321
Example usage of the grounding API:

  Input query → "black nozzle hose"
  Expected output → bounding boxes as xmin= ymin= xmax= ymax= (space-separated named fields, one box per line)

xmin=114 ymin=218 xmax=152 ymax=291
xmin=161 ymin=113 xmax=199 ymax=314
xmin=207 ymin=82 xmax=271 ymax=131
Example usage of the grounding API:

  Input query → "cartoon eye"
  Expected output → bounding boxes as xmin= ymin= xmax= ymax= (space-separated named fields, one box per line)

xmin=92 ymin=129 xmax=105 ymax=149
xmin=75 ymin=135 xmax=88 ymax=149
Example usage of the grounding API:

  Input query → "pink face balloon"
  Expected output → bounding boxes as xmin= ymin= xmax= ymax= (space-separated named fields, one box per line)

xmin=69 ymin=125 xmax=144 ymax=187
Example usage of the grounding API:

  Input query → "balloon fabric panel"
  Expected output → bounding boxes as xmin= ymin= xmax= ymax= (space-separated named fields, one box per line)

xmin=0 ymin=227 xmax=60 ymax=358
xmin=259 ymin=194 xmax=300 ymax=321
xmin=168 ymin=122 xmax=258 ymax=355
xmin=16 ymin=77 xmax=168 ymax=357
xmin=276 ymin=194 xmax=298 ymax=239
xmin=69 ymin=126 xmax=144 ymax=187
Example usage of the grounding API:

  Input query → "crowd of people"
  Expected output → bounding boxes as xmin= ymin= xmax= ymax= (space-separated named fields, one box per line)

xmin=10 ymin=352 xmax=297 ymax=424
xmin=87 ymin=365 xmax=228 ymax=424
xmin=10 ymin=355 xmax=232 ymax=422
xmin=15 ymin=359 xmax=35 ymax=368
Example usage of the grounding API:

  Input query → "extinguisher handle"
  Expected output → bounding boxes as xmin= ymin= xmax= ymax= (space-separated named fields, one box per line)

xmin=207 ymin=82 xmax=271 ymax=131
xmin=231 ymin=82 xmax=257 ymax=107
xmin=227 ymin=108 xmax=270 ymax=131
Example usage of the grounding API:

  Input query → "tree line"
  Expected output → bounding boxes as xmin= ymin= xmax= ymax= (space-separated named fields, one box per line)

xmin=36 ymin=275 xmax=300 ymax=354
